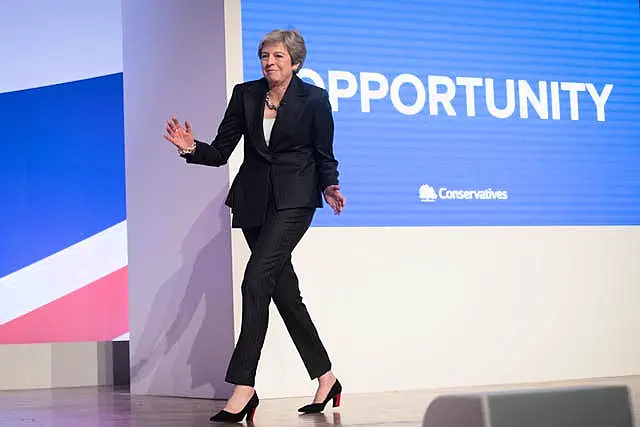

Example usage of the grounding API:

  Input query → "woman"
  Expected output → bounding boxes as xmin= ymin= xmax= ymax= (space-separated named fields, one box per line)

xmin=164 ymin=29 xmax=346 ymax=423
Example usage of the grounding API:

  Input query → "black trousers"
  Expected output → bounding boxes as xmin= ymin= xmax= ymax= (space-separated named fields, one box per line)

xmin=224 ymin=193 xmax=332 ymax=387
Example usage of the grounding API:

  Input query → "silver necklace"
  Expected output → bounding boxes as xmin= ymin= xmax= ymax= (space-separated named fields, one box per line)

xmin=265 ymin=91 xmax=279 ymax=111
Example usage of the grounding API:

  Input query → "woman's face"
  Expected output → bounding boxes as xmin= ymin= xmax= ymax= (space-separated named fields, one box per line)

xmin=260 ymin=42 xmax=298 ymax=86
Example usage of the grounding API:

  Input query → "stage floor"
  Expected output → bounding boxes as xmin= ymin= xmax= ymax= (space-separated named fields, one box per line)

xmin=0 ymin=376 xmax=638 ymax=426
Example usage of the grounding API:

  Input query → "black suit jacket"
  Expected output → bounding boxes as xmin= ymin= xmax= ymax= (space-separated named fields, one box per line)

xmin=183 ymin=75 xmax=339 ymax=228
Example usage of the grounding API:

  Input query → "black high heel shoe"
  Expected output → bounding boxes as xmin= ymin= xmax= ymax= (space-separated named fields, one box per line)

xmin=298 ymin=379 xmax=342 ymax=414
xmin=210 ymin=392 xmax=259 ymax=423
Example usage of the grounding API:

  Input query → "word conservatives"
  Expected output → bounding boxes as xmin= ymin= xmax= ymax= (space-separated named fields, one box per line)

xmin=298 ymin=69 xmax=613 ymax=122
xmin=419 ymin=184 xmax=508 ymax=203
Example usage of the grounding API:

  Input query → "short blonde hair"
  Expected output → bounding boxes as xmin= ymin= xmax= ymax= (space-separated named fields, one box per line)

xmin=258 ymin=29 xmax=307 ymax=72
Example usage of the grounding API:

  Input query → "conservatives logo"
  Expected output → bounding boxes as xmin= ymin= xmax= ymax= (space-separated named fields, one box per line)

xmin=419 ymin=184 xmax=438 ymax=202
xmin=419 ymin=184 xmax=508 ymax=202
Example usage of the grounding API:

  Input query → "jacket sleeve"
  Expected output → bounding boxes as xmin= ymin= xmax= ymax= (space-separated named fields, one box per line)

xmin=313 ymin=89 xmax=339 ymax=190
xmin=182 ymin=84 xmax=244 ymax=167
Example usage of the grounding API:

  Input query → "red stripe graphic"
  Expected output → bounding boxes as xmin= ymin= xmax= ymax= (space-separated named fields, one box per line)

xmin=0 ymin=267 xmax=128 ymax=344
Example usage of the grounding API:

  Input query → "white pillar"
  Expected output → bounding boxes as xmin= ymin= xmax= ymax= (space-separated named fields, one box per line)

xmin=122 ymin=0 xmax=235 ymax=399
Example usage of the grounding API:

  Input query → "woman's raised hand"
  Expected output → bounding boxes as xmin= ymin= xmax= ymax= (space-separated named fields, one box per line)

xmin=164 ymin=116 xmax=194 ymax=151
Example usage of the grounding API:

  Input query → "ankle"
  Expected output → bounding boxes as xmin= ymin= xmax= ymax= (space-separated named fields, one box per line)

xmin=232 ymin=385 xmax=255 ymax=395
xmin=318 ymin=371 xmax=336 ymax=386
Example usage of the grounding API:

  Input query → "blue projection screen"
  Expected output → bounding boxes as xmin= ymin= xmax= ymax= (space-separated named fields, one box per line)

xmin=241 ymin=0 xmax=640 ymax=227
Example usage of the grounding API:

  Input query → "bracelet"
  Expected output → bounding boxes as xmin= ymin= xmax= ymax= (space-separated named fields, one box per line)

xmin=177 ymin=140 xmax=196 ymax=155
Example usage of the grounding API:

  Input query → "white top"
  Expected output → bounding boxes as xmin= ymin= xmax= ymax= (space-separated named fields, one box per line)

xmin=263 ymin=118 xmax=276 ymax=146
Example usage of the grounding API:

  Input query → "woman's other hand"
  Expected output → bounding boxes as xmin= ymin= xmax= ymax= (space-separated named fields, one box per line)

xmin=323 ymin=185 xmax=346 ymax=215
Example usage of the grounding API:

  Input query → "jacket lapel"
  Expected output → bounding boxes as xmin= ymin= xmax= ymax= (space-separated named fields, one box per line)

xmin=268 ymin=75 xmax=308 ymax=150
xmin=244 ymin=78 xmax=270 ymax=158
